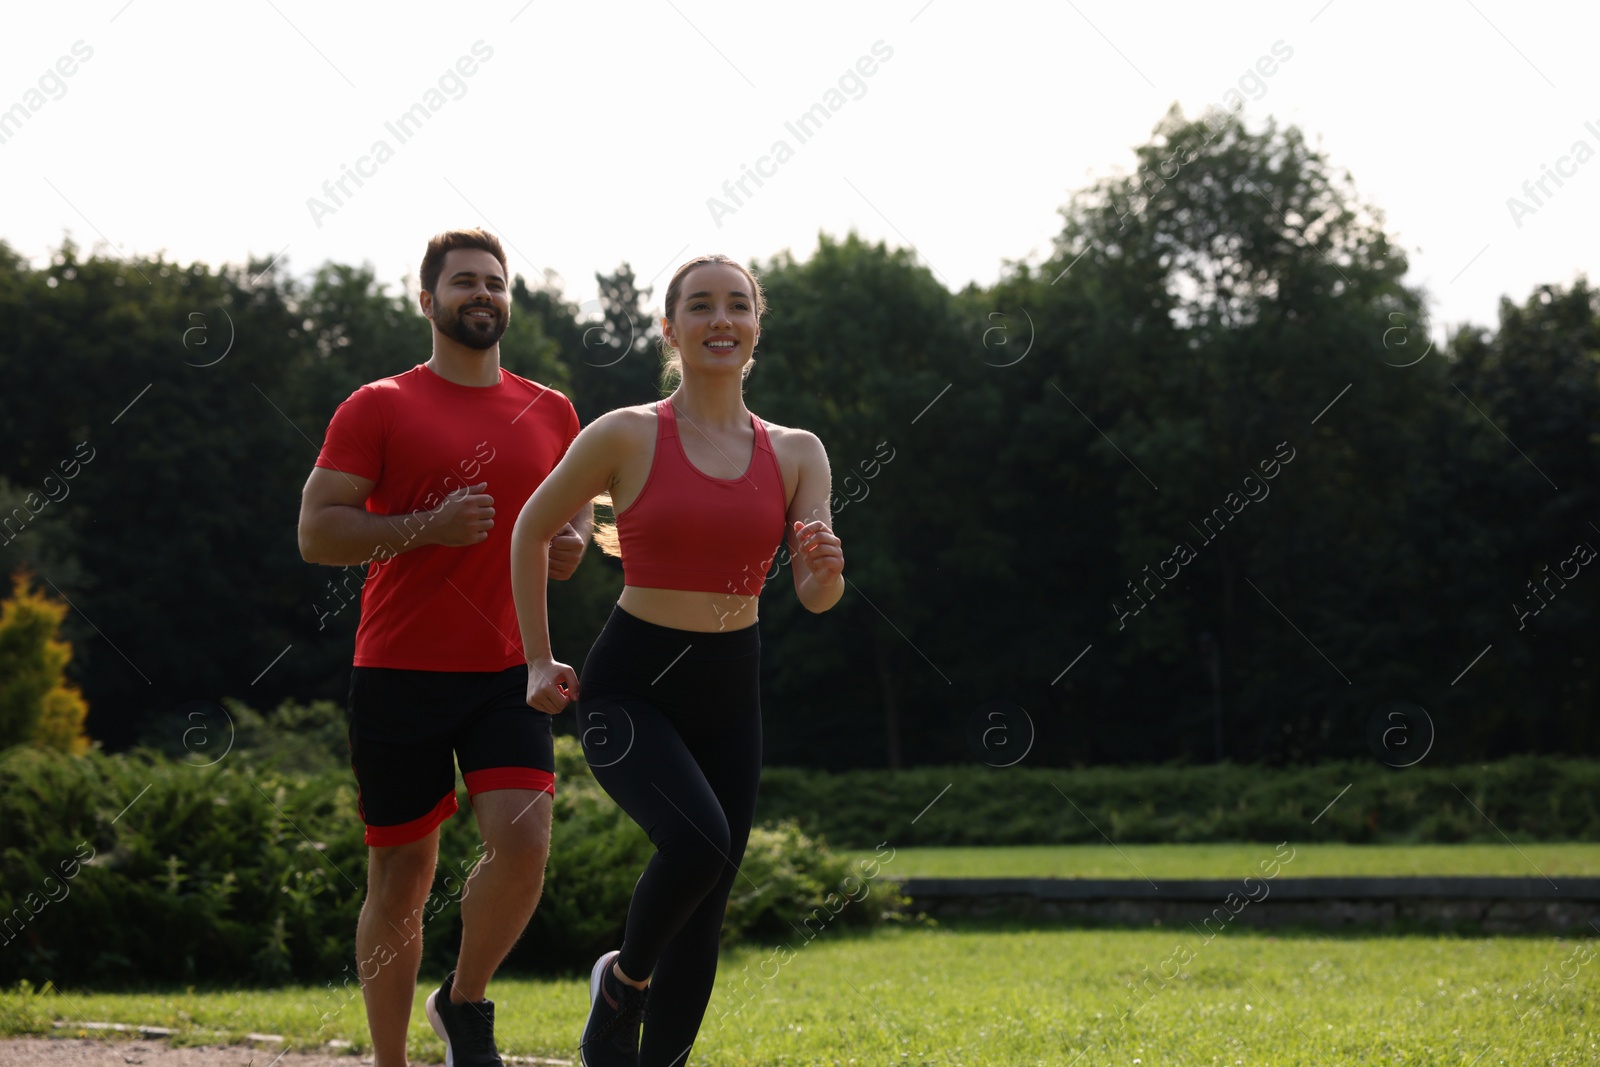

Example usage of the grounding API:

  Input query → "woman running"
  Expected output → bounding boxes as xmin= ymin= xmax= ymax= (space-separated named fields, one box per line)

xmin=510 ymin=254 xmax=844 ymax=1065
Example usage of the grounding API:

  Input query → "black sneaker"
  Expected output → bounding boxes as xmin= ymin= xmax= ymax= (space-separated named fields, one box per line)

xmin=426 ymin=970 xmax=505 ymax=1067
xmin=579 ymin=950 xmax=648 ymax=1067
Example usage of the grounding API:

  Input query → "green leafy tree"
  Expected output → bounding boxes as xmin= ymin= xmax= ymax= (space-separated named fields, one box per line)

xmin=556 ymin=263 xmax=663 ymax=423
xmin=3 ymin=151 xmax=1597 ymax=766
xmin=997 ymin=106 xmax=1441 ymax=762
xmin=750 ymin=234 xmax=981 ymax=768
xmin=1441 ymin=279 xmax=1600 ymax=756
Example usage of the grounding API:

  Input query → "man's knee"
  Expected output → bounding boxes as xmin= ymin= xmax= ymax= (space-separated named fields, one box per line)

xmin=474 ymin=832 xmax=549 ymax=884
xmin=366 ymin=840 xmax=437 ymax=906
xmin=474 ymin=790 xmax=552 ymax=872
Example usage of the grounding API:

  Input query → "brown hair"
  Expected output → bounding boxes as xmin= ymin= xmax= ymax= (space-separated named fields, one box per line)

xmin=419 ymin=228 xmax=508 ymax=294
xmin=658 ymin=254 xmax=767 ymax=390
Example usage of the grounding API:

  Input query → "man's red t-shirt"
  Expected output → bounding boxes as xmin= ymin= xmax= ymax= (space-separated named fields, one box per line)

xmin=314 ymin=364 xmax=580 ymax=672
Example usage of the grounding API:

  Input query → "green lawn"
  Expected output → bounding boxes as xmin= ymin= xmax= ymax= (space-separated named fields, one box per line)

xmin=6 ymin=925 xmax=1598 ymax=1065
xmin=848 ymin=842 xmax=1600 ymax=880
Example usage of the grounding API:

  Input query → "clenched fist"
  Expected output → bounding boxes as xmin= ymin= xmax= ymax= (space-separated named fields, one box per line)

xmin=429 ymin=482 xmax=495 ymax=547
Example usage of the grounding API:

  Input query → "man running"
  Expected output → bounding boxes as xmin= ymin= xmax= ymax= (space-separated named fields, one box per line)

xmin=298 ymin=227 xmax=588 ymax=1067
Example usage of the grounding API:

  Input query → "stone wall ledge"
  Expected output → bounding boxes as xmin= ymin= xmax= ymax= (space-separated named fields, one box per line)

xmin=900 ymin=876 xmax=1600 ymax=901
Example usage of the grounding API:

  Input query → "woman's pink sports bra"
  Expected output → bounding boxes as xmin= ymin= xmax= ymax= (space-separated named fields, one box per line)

xmin=615 ymin=399 xmax=789 ymax=596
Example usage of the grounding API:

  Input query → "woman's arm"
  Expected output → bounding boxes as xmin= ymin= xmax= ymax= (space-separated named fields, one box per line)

xmin=547 ymin=500 xmax=595 ymax=580
xmin=511 ymin=414 xmax=626 ymax=711
xmin=784 ymin=430 xmax=845 ymax=613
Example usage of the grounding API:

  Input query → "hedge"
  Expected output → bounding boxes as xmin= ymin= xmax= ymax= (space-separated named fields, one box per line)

xmin=755 ymin=757 xmax=1600 ymax=848
xmin=0 ymin=740 xmax=894 ymax=987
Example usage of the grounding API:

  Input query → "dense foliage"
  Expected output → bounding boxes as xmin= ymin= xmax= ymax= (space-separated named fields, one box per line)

xmin=0 ymin=107 xmax=1595 ymax=766
xmin=756 ymin=756 xmax=1600 ymax=848
xmin=0 ymin=574 xmax=88 ymax=753
xmin=0 ymin=738 xmax=885 ymax=987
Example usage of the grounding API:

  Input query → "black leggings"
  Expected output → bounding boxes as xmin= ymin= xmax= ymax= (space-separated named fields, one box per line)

xmin=577 ymin=605 xmax=762 ymax=1064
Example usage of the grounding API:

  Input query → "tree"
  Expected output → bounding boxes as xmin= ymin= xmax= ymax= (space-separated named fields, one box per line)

xmin=1001 ymin=105 xmax=1440 ymax=762
xmin=0 ymin=571 xmax=90 ymax=754
xmin=750 ymin=234 xmax=980 ymax=768
xmin=2 ymin=175 xmax=1595 ymax=765
xmin=554 ymin=263 xmax=662 ymax=423
xmin=1440 ymin=278 xmax=1600 ymax=756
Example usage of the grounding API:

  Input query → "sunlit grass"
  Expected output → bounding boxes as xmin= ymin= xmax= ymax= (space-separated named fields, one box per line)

xmin=847 ymin=842 xmax=1600 ymax=880
xmin=6 ymin=922 xmax=1598 ymax=1065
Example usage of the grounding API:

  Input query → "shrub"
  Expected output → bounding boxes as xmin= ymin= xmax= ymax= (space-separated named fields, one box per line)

xmin=754 ymin=757 xmax=1600 ymax=848
xmin=137 ymin=697 xmax=348 ymax=777
xmin=0 ymin=572 xmax=90 ymax=755
xmin=0 ymin=738 xmax=887 ymax=987
xmin=0 ymin=744 xmax=364 ymax=986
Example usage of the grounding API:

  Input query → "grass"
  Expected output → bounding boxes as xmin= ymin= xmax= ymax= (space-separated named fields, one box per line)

xmin=845 ymin=842 xmax=1600 ymax=880
xmin=4 ymin=924 xmax=1598 ymax=1065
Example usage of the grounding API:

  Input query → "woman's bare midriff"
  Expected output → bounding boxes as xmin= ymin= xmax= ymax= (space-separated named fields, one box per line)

xmin=617 ymin=585 xmax=761 ymax=633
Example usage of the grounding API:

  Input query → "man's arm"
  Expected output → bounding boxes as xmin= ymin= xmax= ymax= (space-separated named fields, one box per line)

xmin=297 ymin=466 xmax=495 ymax=566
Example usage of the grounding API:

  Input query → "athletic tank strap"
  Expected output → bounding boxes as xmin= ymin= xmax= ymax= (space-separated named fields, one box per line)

xmin=751 ymin=415 xmax=775 ymax=460
xmin=655 ymin=399 xmax=681 ymax=442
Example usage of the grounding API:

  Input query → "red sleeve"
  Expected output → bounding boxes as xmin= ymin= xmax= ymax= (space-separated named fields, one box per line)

xmin=315 ymin=385 xmax=386 ymax=482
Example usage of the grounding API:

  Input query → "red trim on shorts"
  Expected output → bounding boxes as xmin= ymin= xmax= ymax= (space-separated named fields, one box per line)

xmin=363 ymin=790 xmax=458 ymax=848
xmin=463 ymin=767 xmax=556 ymax=798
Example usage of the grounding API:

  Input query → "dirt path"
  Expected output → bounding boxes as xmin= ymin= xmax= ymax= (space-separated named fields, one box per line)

xmin=0 ymin=1039 xmax=366 ymax=1067
xmin=0 ymin=1039 xmax=573 ymax=1067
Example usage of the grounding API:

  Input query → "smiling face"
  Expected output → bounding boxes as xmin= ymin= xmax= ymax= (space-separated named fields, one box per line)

xmin=662 ymin=262 xmax=761 ymax=377
xmin=424 ymin=248 xmax=509 ymax=351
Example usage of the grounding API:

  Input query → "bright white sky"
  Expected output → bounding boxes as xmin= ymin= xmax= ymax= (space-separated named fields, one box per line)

xmin=3 ymin=0 xmax=1597 ymax=343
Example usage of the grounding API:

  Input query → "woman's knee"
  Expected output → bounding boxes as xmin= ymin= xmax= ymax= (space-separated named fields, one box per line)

xmin=659 ymin=813 xmax=732 ymax=883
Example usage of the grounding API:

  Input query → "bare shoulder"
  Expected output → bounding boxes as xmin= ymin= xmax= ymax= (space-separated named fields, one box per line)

xmin=762 ymin=422 xmax=828 ymax=511
xmin=762 ymin=420 xmax=827 ymax=463
xmin=584 ymin=404 xmax=660 ymax=450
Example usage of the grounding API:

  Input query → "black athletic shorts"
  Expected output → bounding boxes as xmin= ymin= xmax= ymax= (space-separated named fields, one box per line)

xmin=346 ymin=664 xmax=555 ymax=847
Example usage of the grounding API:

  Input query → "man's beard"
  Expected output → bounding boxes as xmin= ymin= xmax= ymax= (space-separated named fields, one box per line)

xmin=437 ymin=301 xmax=507 ymax=350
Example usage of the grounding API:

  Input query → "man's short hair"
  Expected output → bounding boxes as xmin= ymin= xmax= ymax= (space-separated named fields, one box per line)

xmin=420 ymin=229 xmax=508 ymax=294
